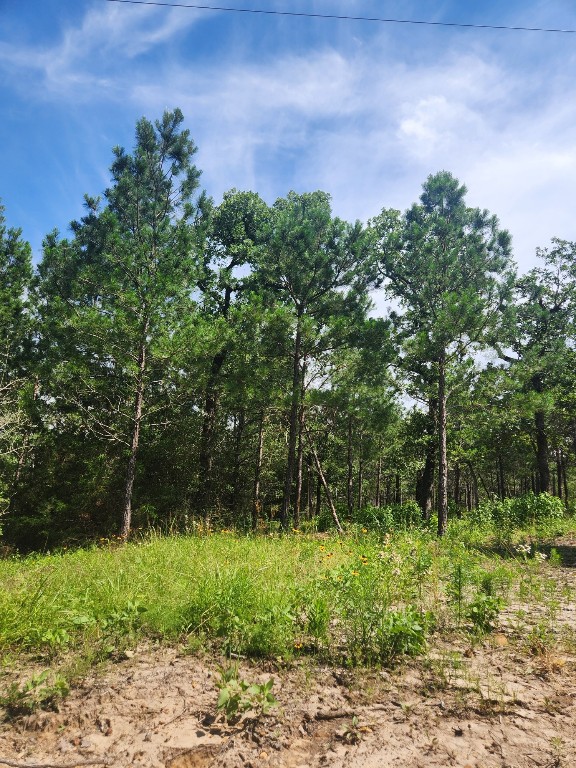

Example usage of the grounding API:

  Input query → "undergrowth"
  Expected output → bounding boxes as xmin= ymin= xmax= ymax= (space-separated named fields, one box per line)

xmin=0 ymin=511 xmax=574 ymax=716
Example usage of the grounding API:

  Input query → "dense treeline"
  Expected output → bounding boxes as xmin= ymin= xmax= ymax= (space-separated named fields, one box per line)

xmin=1 ymin=110 xmax=575 ymax=550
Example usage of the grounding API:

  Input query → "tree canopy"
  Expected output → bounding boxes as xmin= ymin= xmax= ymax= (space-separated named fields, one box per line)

xmin=2 ymin=114 xmax=576 ymax=549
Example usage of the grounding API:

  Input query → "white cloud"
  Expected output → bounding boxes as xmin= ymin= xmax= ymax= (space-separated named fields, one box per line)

xmin=4 ymin=2 xmax=576 ymax=274
xmin=0 ymin=2 xmax=201 ymax=99
xmin=128 ymin=38 xmax=576 ymax=272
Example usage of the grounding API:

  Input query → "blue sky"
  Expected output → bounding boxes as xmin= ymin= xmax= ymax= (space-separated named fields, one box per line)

xmin=2 ymin=0 xmax=576 ymax=278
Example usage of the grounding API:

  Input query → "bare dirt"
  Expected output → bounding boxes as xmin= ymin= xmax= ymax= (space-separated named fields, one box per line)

xmin=1 ymin=566 xmax=575 ymax=768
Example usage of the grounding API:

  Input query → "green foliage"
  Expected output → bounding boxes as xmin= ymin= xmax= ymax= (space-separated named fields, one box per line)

xmin=0 ymin=509 xmax=573 ymax=703
xmin=343 ymin=501 xmax=422 ymax=533
xmin=1 ymin=670 xmax=69 ymax=718
xmin=215 ymin=664 xmax=277 ymax=721
xmin=473 ymin=493 xmax=565 ymax=528
xmin=465 ymin=592 xmax=503 ymax=633
xmin=375 ymin=606 xmax=427 ymax=663
xmin=0 ymin=201 xmax=33 ymax=516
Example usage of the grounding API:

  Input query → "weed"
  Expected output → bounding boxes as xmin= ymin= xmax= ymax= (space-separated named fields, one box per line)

xmin=215 ymin=664 xmax=277 ymax=722
xmin=0 ymin=515 xmax=573 ymax=681
xmin=466 ymin=592 xmax=503 ymax=634
xmin=338 ymin=715 xmax=373 ymax=745
xmin=524 ymin=620 xmax=557 ymax=657
xmin=375 ymin=606 xmax=427 ymax=664
xmin=1 ymin=670 xmax=69 ymax=718
xmin=447 ymin=562 xmax=468 ymax=625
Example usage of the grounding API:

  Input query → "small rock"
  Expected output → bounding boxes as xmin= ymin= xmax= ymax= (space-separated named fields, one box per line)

xmin=79 ymin=738 xmax=94 ymax=752
xmin=57 ymin=738 xmax=72 ymax=753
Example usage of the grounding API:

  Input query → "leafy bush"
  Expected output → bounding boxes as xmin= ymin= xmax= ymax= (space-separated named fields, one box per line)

xmin=510 ymin=492 xmax=564 ymax=525
xmin=375 ymin=606 xmax=427 ymax=663
xmin=465 ymin=592 xmax=503 ymax=633
xmin=344 ymin=502 xmax=423 ymax=533
xmin=467 ymin=502 xmax=495 ymax=527
xmin=1 ymin=671 xmax=69 ymax=718
xmin=216 ymin=665 xmax=277 ymax=722
xmin=471 ymin=493 xmax=565 ymax=528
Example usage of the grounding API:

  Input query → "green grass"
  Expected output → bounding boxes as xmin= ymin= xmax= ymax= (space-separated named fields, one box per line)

xmin=0 ymin=516 xmax=574 ymax=709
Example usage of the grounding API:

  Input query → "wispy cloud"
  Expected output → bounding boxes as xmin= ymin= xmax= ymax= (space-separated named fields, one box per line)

xmin=3 ymin=1 xmax=576 ymax=270
xmin=0 ymin=2 xmax=201 ymax=99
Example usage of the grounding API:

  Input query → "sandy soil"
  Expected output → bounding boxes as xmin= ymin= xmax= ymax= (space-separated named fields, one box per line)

xmin=1 ymin=565 xmax=575 ymax=768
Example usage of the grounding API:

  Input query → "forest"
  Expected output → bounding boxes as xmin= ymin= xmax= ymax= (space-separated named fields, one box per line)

xmin=1 ymin=107 xmax=575 ymax=551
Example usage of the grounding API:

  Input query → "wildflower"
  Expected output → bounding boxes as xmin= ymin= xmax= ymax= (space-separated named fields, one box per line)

xmin=534 ymin=552 xmax=548 ymax=562
xmin=361 ymin=528 xmax=368 ymax=533
xmin=319 ymin=545 xmax=326 ymax=552
xmin=515 ymin=543 xmax=531 ymax=556
xmin=351 ymin=570 xmax=360 ymax=576
xmin=294 ymin=642 xmax=303 ymax=649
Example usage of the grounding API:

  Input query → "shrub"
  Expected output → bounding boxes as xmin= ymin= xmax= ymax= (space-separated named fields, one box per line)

xmin=470 ymin=493 xmax=565 ymax=529
xmin=510 ymin=492 xmax=564 ymax=525
xmin=346 ymin=502 xmax=423 ymax=533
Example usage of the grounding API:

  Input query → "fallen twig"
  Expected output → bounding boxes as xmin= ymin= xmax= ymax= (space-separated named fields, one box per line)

xmin=314 ymin=710 xmax=355 ymax=721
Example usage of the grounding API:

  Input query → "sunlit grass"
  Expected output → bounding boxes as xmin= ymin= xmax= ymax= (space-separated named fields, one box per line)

xmin=0 ymin=516 xmax=574 ymax=680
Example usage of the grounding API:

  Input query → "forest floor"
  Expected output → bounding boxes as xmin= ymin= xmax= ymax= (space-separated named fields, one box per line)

xmin=0 ymin=536 xmax=575 ymax=768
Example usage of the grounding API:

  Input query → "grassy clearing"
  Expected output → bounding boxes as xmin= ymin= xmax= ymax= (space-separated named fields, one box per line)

xmin=0 ymin=517 xmax=575 ymax=714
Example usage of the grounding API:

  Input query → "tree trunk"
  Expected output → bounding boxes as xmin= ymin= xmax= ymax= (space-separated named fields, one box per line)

xmin=304 ymin=425 xmax=344 ymax=535
xmin=307 ymin=452 xmax=314 ymax=519
xmin=375 ymin=455 xmax=382 ymax=507
xmin=315 ymin=474 xmax=322 ymax=518
xmin=197 ymin=347 xmax=228 ymax=519
xmin=416 ymin=398 xmax=436 ymax=520
xmin=231 ymin=409 xmax=245 ymax=519
xmin=294 ymin=400 xmax=305 ymax=530
xmin=281 ymin=315 xmax=303 ymax=529
xmin=357 ymin=437 xmax=364 ymax=511
xmin=556 ymin=448 xmax=563 ymax=500
xmin=346 ymin=415 xmax=354 ymax=518
xmin=120 ymin=333 xmax=147 ymax=541
xmin=437 ymin=351 xmax=448 ymax=536
xmin=531 ymin=373 xmax=550 ymax=494
xmin=454 ymin=462 xmax=461 ymax=518
xmin=395 ymin=472 xmax=402 ymax=505
xmin=534 ymin=409 xmax=550 ymax=493
xmin=252 ymin=412 xmax=266 ymax=531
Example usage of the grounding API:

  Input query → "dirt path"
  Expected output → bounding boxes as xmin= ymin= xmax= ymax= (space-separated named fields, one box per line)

xmin=1 ymin=565 xmax=575 ymax=768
